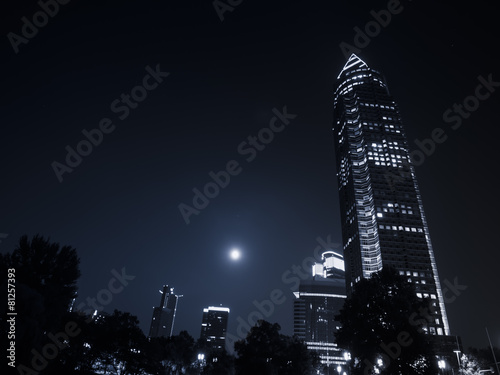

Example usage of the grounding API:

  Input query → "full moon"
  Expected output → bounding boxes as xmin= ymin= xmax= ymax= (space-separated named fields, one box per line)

xmin=230 ymin=248 xmax=241 ymax=261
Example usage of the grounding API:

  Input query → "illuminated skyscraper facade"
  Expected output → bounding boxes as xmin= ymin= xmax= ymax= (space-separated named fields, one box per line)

xmin=148 ymin=285 xmax=180 ymax=338
xmin=332 ymin=54 xmax=450 ymax=336
xmin=200 ymin=306 xmax=230 ymax=351
xmin=294 ymin=251 xmax=347 ymax=369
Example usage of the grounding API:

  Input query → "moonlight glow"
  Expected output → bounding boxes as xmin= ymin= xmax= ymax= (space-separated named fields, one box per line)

xmin=230 ymin=249 xmax=241 ymax=261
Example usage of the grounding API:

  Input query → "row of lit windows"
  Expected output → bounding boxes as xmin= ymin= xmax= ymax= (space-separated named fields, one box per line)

xmin=377 ymin=203 xmax=413 ymax=211
xmin=416 ymin=292 xmax=437 ymax=300
xmin=368 ymin=152 xmax=404 ymax=160
xmin=400 ymin=270 xmax=430 ymax=278
xmin=369 ymin=141 xmax=403 ymax=152
xmin=359 ymin=103 xmax=395 ymax=110
xmin=373 ymin=161 xmax=401 ymax=167
xmin=379 ymin=224 xmax=423 ymax=233
xmin=377 ymin=208 xmax=414 ymax=215
xmin=337 ymin=81 xmax=364 ymax=96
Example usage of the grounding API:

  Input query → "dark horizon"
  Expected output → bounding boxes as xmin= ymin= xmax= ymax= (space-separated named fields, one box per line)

xmin=1 ymin=0 xmax=499 ymax=354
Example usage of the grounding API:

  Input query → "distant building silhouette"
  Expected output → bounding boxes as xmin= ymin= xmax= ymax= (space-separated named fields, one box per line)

xmin=294 ymin=251 xmax=348 ymax=370
xmin=200 ymin=306 xmax=230 ymax=351
xmin=148 ymin=285 xmax=180 ymax=338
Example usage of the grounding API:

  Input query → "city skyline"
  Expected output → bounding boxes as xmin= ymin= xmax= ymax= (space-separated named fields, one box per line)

xmin=1 ymin=0 xmax=498 ymax=354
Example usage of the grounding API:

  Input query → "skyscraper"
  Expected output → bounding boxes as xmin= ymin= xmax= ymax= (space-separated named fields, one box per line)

xmin=294 ymin=251 xmax=347 ymax=370
xmin=332 ymin=54 xmax=450 ymax=336
xmin=148 ymin=285 xmax=180 ymax=338
xmin=200 ymin=306 xmax=230 ymax=351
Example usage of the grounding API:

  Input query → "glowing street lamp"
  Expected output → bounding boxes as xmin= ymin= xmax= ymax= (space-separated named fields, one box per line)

xmin=454 ymin=350 xmax=461 ymax=367
xmin=438 ymin=359 xmax=446 ymax=374
xmin=197 ymin=353 xmax=205 ymax=367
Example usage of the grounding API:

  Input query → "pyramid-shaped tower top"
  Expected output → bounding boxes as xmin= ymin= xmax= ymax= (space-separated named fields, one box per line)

xmin=337 ymin=54 xmax=368 ymax=79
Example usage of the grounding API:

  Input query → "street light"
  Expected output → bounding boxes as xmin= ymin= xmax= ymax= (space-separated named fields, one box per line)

xmin=438 ymin=359 xmax=446 ymax=375
xmin=454 ymin=350 xmax=461 ymax=367
xmin=197 ymin=353 xmax=205 ymax=368
xmin=486 ymin=327 xmax=500 ymax=375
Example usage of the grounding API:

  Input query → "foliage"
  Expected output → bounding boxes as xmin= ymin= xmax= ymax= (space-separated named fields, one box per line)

xmin=335 ymin=267 xmax=437 ymax=375
xmin=234 ymin=320 xmax=319 ymax=375
xmin=460 ymin=347 xmax=500 ymax=375
xmin=0 ymin=235 xmax=81 ymax=370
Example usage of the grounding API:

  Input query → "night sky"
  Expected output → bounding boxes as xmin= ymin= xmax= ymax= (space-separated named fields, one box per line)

xmin=1 ymin=0 xmax=499 ymax=351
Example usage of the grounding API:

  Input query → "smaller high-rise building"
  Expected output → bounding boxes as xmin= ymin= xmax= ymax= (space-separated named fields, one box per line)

xmin=200 ymin=306 xmax=230 ymax=351
xmin=148 ymin=285 xmax=180 ymax=338
xmin=294 ymin=251 xmax=348 ymax=371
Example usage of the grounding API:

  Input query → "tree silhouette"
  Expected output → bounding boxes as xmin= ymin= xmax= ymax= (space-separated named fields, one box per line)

xmin=464 ymin=347 xmax=500 ymax=374
xmin=74 ymin=310 xmax=153 ymax=374
xmin=194 ymin=337 xmax=235 ymax=375
xmin=335 ymin=267 xmax=437 ymax=375
xmin=234 ymin=320 xmax=319 ymax=375
xmin=148 ymin=331 xmax=198 ymax=374
xmin=200 ymin=350 xmax=235 ymax=375
xmin=165 ymin=330 xmax=197 ymax=374
xmin=0 ymin=235 xmax=81 ymax=371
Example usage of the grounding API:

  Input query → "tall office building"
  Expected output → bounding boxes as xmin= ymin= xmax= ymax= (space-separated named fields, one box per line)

xmin=200 ymin=306 xmax=230 ymax=351
xmin=332 ymin=54 xmax=450 ymax=336
xmin=294 ymin=251 xmax=347 ymax=370
xmin=148 ymin=285 xmax=180 ymax=338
